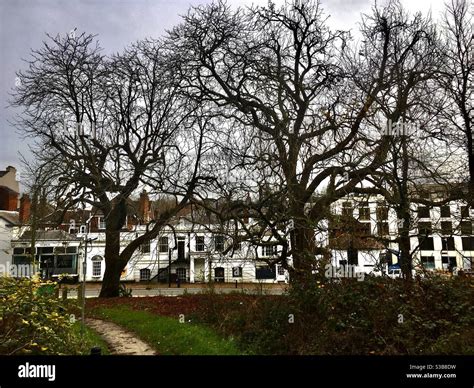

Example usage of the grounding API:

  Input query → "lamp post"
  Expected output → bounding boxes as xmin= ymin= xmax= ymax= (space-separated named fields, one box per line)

xmin=168 ymin=247 xmax=172 ymax=288
xmin=80 ymin=217 xmax=94 ymax=336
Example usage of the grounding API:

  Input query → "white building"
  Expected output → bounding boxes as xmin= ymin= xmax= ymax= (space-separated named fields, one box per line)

xmin=0 ymin=211 xmax=19 ymax=269
xmin=79 ymin=217 xmax=288 ymax=283
xmin=326 ymin=194 xmax=474 ymax=277
xmin=6 ymin=188 xmax=473 ymax=283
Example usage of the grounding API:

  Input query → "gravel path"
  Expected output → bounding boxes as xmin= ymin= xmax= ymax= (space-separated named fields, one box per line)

xmin=85 ymin=318 xmax=157 ymax=355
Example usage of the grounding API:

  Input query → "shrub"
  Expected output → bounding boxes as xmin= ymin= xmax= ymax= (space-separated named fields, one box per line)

xmin=192 ymin=276 xmax=474 ymax=355
xmin=0 ymin=276 xmax=91 ymax=355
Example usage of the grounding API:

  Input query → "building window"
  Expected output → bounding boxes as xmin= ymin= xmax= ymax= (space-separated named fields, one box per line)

xmin=359 ymin=222 xmax=371 ymax=236
xmin=347 ymin=247 xmax=358 ymax=266
xmin=13 ymin=247 xmax=24 ymax=255
xmin=462 ymin=237 xmax=474 ymax=250
xmin=232 ymin=267 xmax=242 ymax=277
xmin=277 ymin=265 xmax=285 ymax=276
xmin=441 ymin=256 xmax=456 ymax=271
xmin=195 ymin=236 xmax=205 ymax=252
xmin=418 ymin=206 xmax=430 ymax=219
xmin=79 ymin=225 xmax=86 ymax=234
xmin=159 ymin=236 xmax=168 ymax=253
xmin=140 ymin=268 xmax=151 ymax=281
xmin=418 ymin=237 xmax=434 ymax=250
xmin=176 ymin=268 xmax=187 ymax=281
xmin=377 ymin=221 xmax=389 ymax=236
xmin=66 ymin=246 xmax=77 ymax=254
xmin=92 ymin=260 xmax=102 ymax=277
xmin=461 ymin=206 xmax=470 ymax=218
xmin=421 ymin=256 xmax=435 ymax=269
xmin=56 ymin=256 xmax=74 ymax=269
xmin=418 ymin=222 xmax=432 ymax=235
xmin=358 ymin=204 xmax=370 ymax=221
xmin=440 ymin=206 xmax=451 ymax=218
xmin=98 ymin=217 xmax=106 ymax=230
xmin=342 ymin=201 xmax=353 ymax=217
xmin=256 ymin=266 xmax=276 ymax=279
xmin=214 ymin=267 xmax=225 ymax=282
xmin=376 ymin=205 xmax=389 ymax=221
xmin=460 ymin=221 xmax=472 ymax=235
xmin=140 ymin=241 xmax=151 ymax=254
xmin=441 ymin=221 xmax=452 ymax=235
xmin=262 ymin=245 xmax=275 ymax=257
xmin=214 ymin=235 xmax=225 ymax=252
xmin=441 ymin=237 xmax=455 ymax=251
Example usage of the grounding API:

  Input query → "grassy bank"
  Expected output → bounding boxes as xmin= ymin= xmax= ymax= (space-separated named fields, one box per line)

xmin=90 ymin=306 xmax=241 ymax=355
xmin=87 ymin=276 xmax=474 ymax=355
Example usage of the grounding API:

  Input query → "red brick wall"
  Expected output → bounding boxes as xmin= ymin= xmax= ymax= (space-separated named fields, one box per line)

xmin=19 ymin=194 xmax=31 ymax=223
xmin=0 ymin=187 xmax=19 ymax=211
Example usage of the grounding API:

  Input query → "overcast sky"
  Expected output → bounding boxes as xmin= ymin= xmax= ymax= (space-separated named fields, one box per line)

xmin=0 ymin=0 xmax=445 ymax=187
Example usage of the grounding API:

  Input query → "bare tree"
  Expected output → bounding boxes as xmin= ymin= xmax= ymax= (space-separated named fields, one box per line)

xmin=347 ymin=2 xmax=467 ymax=279
xmin=166 ymin=0 xmax=448 ymax=284
xmin=11 ymin=34 xmax=208 ymax=297
xmin=436 ymin=0 xmax=473 ymax=200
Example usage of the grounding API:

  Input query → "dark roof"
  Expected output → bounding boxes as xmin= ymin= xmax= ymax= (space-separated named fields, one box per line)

xmin=17 ymin=229 xmax=80 ymax=241
xmin=0 ymin=185 xmax=18 ymax=194
xmin=0 ymin=211 xmax=19 ymax=225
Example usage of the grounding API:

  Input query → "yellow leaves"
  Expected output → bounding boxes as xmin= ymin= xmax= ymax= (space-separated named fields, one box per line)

xmin=31 ymin=274 xmax=41 ymax=283
xmin=21 ymin=319 xmax=29 ymax=325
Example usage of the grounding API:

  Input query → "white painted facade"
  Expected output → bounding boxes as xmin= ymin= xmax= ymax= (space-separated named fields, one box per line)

xmin=327 ymin=195 xmax=474 ymax=276
xmin=0 ymin=211 xmax=19 ymax=269
xmin=5 ymin=194 xmax=473 ymax=283
xmin=78 ymin=218 xmax=290 ymax=283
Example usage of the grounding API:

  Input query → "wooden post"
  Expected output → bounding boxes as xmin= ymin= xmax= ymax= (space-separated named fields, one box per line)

xmin=62 ymin=287 xmax=68 ymax=300
xmin=77 ymin=283 xmax=83 ymax=305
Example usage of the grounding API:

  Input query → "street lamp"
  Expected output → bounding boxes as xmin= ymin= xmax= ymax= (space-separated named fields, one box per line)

xmin=80 ymin=216 xmax=95 ymax=336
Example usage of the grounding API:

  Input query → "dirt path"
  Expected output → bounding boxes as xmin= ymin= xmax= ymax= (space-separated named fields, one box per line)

xmin=85 ymin=318 xmax=157 ymax=355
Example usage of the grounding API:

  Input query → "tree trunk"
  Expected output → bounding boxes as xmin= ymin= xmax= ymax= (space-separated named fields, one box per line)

xmin=289 ymin=222 xmax=316 ymax=285
xmin=99 ymin=229 xmax=124 ymax=298
xmin=398 ymin=212 xmax=412 ymax=281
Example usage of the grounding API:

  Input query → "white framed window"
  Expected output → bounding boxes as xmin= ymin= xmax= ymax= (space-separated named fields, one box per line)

xmin=140 ymin=268 xmax=151 ymax=281
xmin=98 ymin=217 xmax=106 ymax=230
xmin=214 ymin=235 xmax=225 ymax=252
xmin=159 ymin=236 xmax=169 ymax=253
xmin=262 ymin=245 xmax=274 ymax=257
xmin=277 ymin=265 xmax=285 ymax=276
xmin=176 ymin=267 xmax=186 ymax=281
xmin=92 ymin=261 xmax=102 ymax=277
xmin=195 ymin=236 xmax=205 ymax=252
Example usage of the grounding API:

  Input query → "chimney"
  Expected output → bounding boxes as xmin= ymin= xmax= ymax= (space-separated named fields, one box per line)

xmin=138 ymin=190 xmax=150 ymax=223
xmin=19 ymin=194 xmax=31 ymax=224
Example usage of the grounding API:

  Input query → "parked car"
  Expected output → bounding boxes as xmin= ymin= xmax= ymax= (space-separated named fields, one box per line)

xmin=387 ymin=267 xmax=402 ymax=279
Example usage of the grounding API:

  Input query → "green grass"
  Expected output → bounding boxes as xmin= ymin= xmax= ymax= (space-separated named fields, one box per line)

xmin=93 ymin=306 xmax=241 ymax=355
xmin=71 ymin=322 xmax=110 ymax=355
